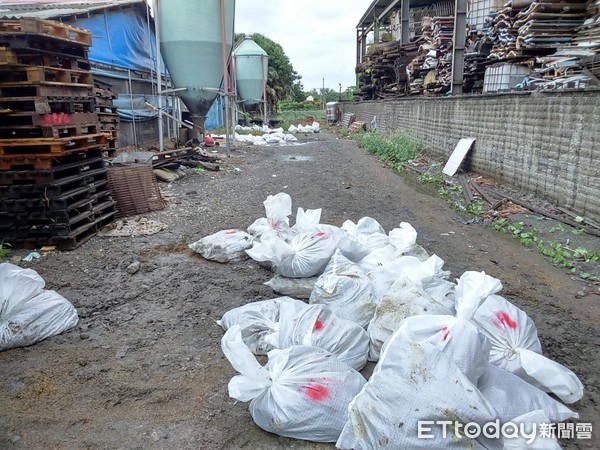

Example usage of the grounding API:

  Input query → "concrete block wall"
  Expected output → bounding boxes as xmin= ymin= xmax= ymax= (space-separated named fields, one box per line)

xmin=341 ymin=90 xmax=600 ymax=222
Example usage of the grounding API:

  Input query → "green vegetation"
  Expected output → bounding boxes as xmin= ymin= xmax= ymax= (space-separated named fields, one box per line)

xmin=0 ymin=240 xmax=11 ymax=258
xmin=274 ymin=109 xmax=326 ymax=128
xmin=356 ymin=131 xmax=421 ymax=167
xmin=278 ymin=100 xmax=321 ymax=111
xmin=492 ymin=219 xmax=600 ymax=279
xmin=418 ymin=172 xmax=444 ymax=184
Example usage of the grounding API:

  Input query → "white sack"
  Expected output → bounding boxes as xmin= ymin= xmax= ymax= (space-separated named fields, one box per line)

xmin=367 ymin=277 xmax=452 ymax=362
xmin=189 ymin=229 xmax=254 ymax=262
xmin=218 ymin=297 xmax=300 ymax=355
xmin=355 ymin=245 xmax=397 ymax=273
xmin=264 ymin=275 xmax=317 ymax=299
xmin=247 ymin=192 xmax=293 ymax=240
xmin=292 ymin=207 xmax=322 ymax=234
xmin=337 ymin=322 xmax=498 ymax=449
xmin=277 ymin=300 xmax=369 ymax=370
xmin=247 ymin=230 xmax=337 ymax=278
xmin=366 ymin=254 xmax=453 ymax=308
xmin=0 ymin=263 xmax=78 ymax=351
xmin=222 ymin=326 xmax=366 ymax=442
xmin=338 ymin=217 xmax=389 ymax=262
xmin=478 ymin=364 xmax=577 ymax=423
xmin=310 ymin=250 xmax=379 ymax=328
xmin=388 ymin=222 xmax=430 ymax=261
xmin=472 ymin=294 xmax=583 ymax=404
xmin=502 ymin=410 xmax=562 ymax=450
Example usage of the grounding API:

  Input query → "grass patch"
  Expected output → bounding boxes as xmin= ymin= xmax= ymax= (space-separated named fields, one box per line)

xmin=274 ymin=109 xmax=326 ymax=127
xmin=492 ymin=218 xmax=600 ymax=280
xmin=0 ymin=240 xmax=11 ymax=258
xmin=356 ymin=131 xmax=421 ymax=166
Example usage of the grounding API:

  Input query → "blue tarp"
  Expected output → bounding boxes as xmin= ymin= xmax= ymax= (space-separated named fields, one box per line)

xmin=67 ymin=5 xmax=164 ymax=73
xmin=205 ymin=97 xmax=224 ymax=130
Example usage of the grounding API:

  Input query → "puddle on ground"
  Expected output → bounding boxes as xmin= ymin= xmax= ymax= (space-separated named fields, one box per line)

xmin=274 ymin=154 xmax=314 ymax=162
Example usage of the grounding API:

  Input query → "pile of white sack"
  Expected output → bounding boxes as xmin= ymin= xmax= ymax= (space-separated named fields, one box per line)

xmin=189 ymin=193 xmax=584 ymax=447
xmin=232 ymin=122 xmax=320 ymax=146
xmin=0 ymin=262 xmax=79 ymax=351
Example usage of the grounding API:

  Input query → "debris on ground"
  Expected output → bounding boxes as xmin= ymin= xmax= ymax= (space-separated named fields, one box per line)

xmin=98 ymin=217 xmax=167 ymax=237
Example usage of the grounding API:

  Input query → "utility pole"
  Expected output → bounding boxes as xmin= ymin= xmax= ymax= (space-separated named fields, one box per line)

xmin=322 ymin=76 xmax=325 ymax=110
xmin=153 ymin=0 xmax=163 ymax=152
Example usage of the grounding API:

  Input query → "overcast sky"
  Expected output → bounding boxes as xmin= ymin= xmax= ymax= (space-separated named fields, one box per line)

xmin=235 ymin=1 xmax=369 ymax=92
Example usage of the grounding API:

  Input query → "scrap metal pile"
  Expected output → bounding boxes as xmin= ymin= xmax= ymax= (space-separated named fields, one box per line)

xmin=358 ymin=0 xmax=600 ymax=99
xmin=189 ymin=192 xmax=584 ymax=447
xmin=0 ymin=18 xmax=117 ymax=249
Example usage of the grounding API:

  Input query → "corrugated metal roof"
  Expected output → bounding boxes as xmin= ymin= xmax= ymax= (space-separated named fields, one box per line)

xmin=0 ymin=0 xmax=143 ymax=20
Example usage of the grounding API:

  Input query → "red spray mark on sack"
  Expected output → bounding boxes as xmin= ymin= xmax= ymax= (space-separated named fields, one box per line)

xmin=441 ymin=326 xmax=450 ymax=341
xmin=301 ymin=383 xmax=330 ymax=401
xmin=314 ymin=232 xmax=326 ymax=238
xmin=492 ymin=311 xmax=517 ymax=329
xmin=225 ymin=230 xmax=237 ymax=235
xmin=270 ymin=221 xmax=281 ymax=231
xmin=314 ymin=319 xmax=324 ymax=331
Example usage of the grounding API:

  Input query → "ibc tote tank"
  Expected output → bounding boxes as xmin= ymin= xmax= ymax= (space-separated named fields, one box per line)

xmin=233 ymin=37 xmax=268 ymax=109
xmin=158 ymin=0 xmax=235 ymax=130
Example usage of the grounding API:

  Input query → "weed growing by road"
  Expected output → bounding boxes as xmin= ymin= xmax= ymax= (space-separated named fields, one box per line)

xmin=0 ymin=240 xmax=11 ymax=258
xmin=356 ymin=131 xmax=422 ymax=167
xmin=493 ymin=219 xmax=599 ymax=280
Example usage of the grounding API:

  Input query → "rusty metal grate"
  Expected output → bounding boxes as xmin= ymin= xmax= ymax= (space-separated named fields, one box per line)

xmin=107 ymin=165 xmax=165 ymax=218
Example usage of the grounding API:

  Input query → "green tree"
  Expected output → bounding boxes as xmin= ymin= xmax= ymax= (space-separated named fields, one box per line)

xmin=341 ymin=85 xmax=358 ymax=101
xmin=235 ymin=33 xmax=301 ymax=111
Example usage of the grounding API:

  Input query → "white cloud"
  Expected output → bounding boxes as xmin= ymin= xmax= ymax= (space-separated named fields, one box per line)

xmin=235 ymin=0 xmax=368 ymax=92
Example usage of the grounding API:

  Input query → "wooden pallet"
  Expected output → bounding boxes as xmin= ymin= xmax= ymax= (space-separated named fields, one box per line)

xmin=0 ymin=34 xmax=88 ymax=60
xmin=0 ymin=147 xmax=103 ymax=171
xmin=0 ymin=83 xmax=93 ymax=98
xmin=0 ymin=18 xmax=92 ymax=46
xmin=0 ymin=122 xmax=101 ymax=139
xmin=0 ymin=195 xmax=94 ymax=224
xmin=0 ymin=177 xmax=108 ymax=201
xmin=0 ymin=111 xmax=98 ymax=128
xmin=0 ymin=133 xmax=107 ymax=156
xmin=95 ymin=105 xmax=118 ymax=114
xmin=0 ymin=47 xmax=90 ymax=70
xmin=0 ymin=156 xmax=104 ymax=185
xmin=0 ymin=95 xmax=95 ymax=114
xmin=0 ymin=64 xmax=93 ymax=86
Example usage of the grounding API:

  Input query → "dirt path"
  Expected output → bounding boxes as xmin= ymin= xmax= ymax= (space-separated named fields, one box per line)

xmin=1 ymin=132 xmax=598 ymax=449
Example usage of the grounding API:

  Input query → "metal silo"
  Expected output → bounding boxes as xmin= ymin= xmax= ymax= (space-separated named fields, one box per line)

xmin=158 ymin=0 xmax=235 ymax=133
xmin=233 ymin=38 xmax=268 ymax=110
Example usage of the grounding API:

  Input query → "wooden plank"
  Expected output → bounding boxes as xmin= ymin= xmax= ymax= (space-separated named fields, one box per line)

xmin=484 ymin=186 xmax=600 ymax=238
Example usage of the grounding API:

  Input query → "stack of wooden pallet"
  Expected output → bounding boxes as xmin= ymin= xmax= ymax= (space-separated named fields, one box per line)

xmin=0 ymin=18 xmax=116 ymax=249
xmin=94 ymin=78 xmax=119 ymax=155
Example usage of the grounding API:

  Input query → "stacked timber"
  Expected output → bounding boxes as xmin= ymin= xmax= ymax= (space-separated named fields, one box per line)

xmin=515 ymin=0 xmax=588 ymax=50
xmin=356 ymin=40 xmax=419 ymax=100
xmin=94 ymin=79 xmax=120 ymax=156
xmin=0 ymin=18 xmax=116 ymax=249
xmin=408 ymin=16 xmax=455 ymax=95
xmin=464 ymin=35 xmax=494 ymax=92
xmin=488 ymin=2 xmax=522 ymax=59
